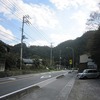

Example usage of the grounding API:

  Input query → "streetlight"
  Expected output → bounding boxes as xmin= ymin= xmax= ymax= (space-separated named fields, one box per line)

xmin=50 ymin=43 xmax=53 ymax=66
xmin=66 ymin=47 xmax=74 ymax=68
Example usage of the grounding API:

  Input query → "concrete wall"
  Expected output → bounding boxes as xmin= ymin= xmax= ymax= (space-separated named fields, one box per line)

xmin=80 ymin=54 xmax=89 ymax=63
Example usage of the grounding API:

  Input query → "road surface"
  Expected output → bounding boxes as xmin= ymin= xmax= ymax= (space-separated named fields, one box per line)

xmin=19 ymin=71 xmax=77 ymax=100
xmin=0 ymin=70 xmax=70 ymax=97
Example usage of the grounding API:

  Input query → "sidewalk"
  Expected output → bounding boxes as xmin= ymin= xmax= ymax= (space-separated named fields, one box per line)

xmin=67 ymin=78 xmax=100 ymax=100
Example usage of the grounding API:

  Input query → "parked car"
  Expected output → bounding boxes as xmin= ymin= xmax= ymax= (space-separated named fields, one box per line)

xmin=77 ymin=69 xmax=100 ymax=79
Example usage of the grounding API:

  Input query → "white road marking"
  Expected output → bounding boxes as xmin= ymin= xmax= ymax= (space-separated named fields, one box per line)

xmin=8 ymin=78 xmax=16 ymax=80
xmin=40 ymin=75 xmax=51 ymax=79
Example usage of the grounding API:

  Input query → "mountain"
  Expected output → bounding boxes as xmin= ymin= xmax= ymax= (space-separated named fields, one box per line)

xmin=53 ymin=31 xmax=95 ymax=64
xmin=11 ymin=43 xmax=51 ymax=59
xmin=0 ymin=30 xmax=95 ymax=64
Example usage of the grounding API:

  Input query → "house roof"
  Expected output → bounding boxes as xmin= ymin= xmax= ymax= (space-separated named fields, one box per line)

xmin=23 ymin=58 xmax=33 ymax=64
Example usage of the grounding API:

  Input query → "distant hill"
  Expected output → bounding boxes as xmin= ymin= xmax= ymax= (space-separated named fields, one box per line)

xmin=11 ymin=43 xmax=51 ymax=59
xmin=53 ymin=31 xmax=95 ymax=64
xmin=0 ymin=30 xmax=95 ymax=64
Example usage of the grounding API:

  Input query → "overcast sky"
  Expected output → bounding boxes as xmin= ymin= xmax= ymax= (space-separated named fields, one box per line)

xmin=0 ymin=0 xmax=100 ymax=47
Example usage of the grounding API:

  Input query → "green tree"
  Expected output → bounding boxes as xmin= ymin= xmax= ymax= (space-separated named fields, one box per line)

xmin=5 ymin=53 xmax=18 ymax=70
xmin=34 ymin=59 xmax=40 ymax=69
xmin=87 ymin=3 xmax=100 ymax=30
xmin=89 ymin=27 xmax=100 ymax=70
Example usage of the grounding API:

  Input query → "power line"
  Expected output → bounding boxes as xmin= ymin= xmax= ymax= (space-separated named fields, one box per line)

xmin=0 ymin=30 xmax=20 ymax=41
xmin=0 ymin=33 xmax=20 ymax=44
xmin=0 ymin=0 xmax=51 ymax=45
xmin=29 ymin=25 xmax=51 ymax=43
xmin=7 ymin=0 xmax=51 ymax=43
xmin=1 ymin=16 xmax=42 ymax=45
xmin=24 ymin=32 xmax=41 ymax=45
xmin=1 ymin=0 xmax=51 ymax=42
xmin=0 ymin=1 xmax=22 ymax=20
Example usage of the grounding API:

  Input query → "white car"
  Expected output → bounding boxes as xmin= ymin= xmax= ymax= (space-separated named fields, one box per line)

xmin=77 ymin=69 xmax=100 ymax=79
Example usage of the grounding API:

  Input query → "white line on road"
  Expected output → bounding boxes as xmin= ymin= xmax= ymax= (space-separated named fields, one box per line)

xmin=40 ymin=75 xmax=51 ymax=79
xmin=8 ymin=78 xmax=16 ymax=80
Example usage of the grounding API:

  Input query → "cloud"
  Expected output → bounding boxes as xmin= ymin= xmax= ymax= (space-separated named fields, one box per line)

xmin=50 ymin=33 xmax=76 ymax=46
xmin=0 ymin=0 xmax=99 ymax=46
xmin=30 ymin=4 xmax=58 ymax=29
xmin=29 ymin=40 xmax=50 ymax=46
xmin=70 ymin=10 xmax=89 ymax=36
xmin=50 ymin=0 xmax=100 ymax=33
xmin=50 ymin=0 xmax=71 ymax=10
xmin=50 ymin=0 xmax=99 ymax=11
xmin=0 ymin=25 xmax=14 ymax=41
xmin=0 ymin=0 xmax=59 ymax=29
xmin=71 ymin=10 xmax=89 ymax=25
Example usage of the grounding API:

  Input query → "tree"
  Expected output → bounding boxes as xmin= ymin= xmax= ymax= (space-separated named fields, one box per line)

xmin=5 ymin=53 xmax=18 ymax=70
xmin=33 ymin=59 xmax=40 ymax=69
xmin=89 ymin=27 xmax=100 ymax=70
xmin=87 ymin=3 xmax=100 ymax=30
xmin=86 ymin=3 xmax=100 ymax=70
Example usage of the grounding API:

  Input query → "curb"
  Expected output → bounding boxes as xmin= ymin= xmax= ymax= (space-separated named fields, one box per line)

xmin=0 ymin=85 xmax=40 ymax=100
xmin=56 ymin=74 xmax=65 ymax=79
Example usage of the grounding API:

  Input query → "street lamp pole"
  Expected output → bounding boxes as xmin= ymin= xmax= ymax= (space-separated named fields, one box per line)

xmin=59 ymin=50 xmax=61 ymax=68
xmin=50 ymin=43 xmax=53 ymax=66
xmin=66 ymin=47 xmax=74 ymax=68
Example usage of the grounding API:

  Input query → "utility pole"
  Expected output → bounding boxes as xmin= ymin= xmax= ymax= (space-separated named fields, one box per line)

xmin=20 ymin=15 xmax=30 ymax=70
xmin=59 ymin=50 xmax=62 ymax=69
xmin=50 ymin=43 xmax=53 ymax=67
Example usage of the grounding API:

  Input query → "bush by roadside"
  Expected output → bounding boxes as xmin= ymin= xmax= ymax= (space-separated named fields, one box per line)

xmin=0 ymin=69 xmax=50 ymax=78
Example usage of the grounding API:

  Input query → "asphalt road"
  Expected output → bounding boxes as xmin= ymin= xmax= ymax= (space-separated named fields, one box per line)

xmin=19 ymin=71 xmax=77 ymax=100
xmin=0 ymin=70 xmax=69 ymax=97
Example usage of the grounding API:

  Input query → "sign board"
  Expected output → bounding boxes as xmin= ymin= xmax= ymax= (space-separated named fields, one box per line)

xmin=69 ymin=59 xmax=72 ymax=65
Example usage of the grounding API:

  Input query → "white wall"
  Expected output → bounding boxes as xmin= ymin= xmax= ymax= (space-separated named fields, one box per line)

xmin=80 ymin=54 xmax=89 ymax=63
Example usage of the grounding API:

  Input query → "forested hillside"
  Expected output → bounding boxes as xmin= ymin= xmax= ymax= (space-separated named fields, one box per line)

xmin=53 ymin=31 xmax=95 ymax=64
xmin=0 ymin=30 xmax=96 ymax=69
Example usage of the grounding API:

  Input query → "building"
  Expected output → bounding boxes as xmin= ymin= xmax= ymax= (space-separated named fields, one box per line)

xmin=22 ymin=58 xmax=43 ymax=66
xmin=79 ymin=53 xmax=97 ymax=72
xmin=23 ymin=58 xmax=33 ymax=66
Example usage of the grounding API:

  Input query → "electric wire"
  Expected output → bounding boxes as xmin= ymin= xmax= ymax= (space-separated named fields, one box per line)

xmin=0 ymin=0 xmax=51 ymax=45
xmin=0 ymin=30 xmax=20 ymax=41
xmin=0 ymin=3 xmax=39 ymax=45
xmin=0 ymin=33 xmax=20 ymax=44
xmin=3 ymin=0 xmax=51 ymax=43
xmin=1 ymin=17 xmax=42 ymax=45
xmin=7 ymin=0 xmax=51 ymax=43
